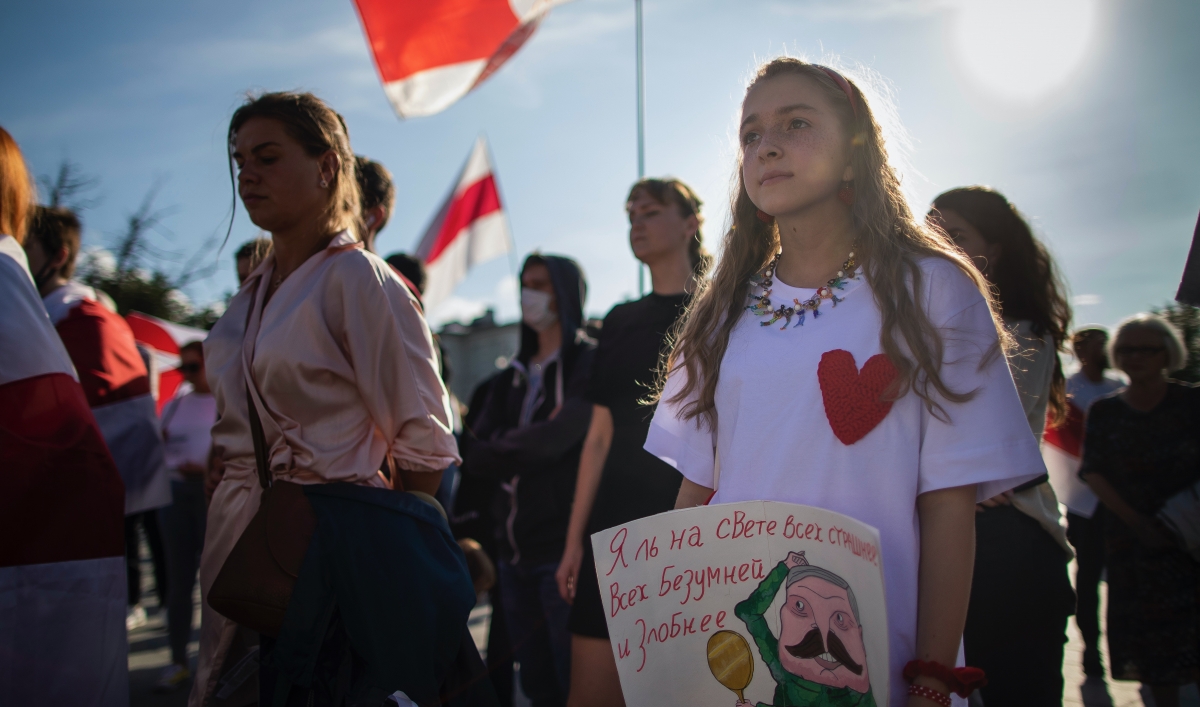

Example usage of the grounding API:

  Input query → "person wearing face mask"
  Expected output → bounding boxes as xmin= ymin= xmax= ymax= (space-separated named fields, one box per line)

xmin=464 ymin=254 xmax=596 ymax=707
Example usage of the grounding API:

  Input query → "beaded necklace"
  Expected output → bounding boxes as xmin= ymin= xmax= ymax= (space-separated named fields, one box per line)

xmin=746 ymin=247 xmax=859 ymax=330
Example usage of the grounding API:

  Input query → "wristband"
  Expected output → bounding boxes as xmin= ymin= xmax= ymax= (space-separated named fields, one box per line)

xmin=908 ymin=684 xmax=951 ymax=706
xmin=903 ymin=660 xmax=987 ymax=697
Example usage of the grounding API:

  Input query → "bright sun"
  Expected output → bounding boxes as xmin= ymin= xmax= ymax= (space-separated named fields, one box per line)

xmin=951 ymin=0 xmax=1098 ymax=103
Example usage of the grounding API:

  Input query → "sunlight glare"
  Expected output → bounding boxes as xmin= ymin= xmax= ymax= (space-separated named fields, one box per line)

xmin=951 ymin=0 xmax=1097 ymax=102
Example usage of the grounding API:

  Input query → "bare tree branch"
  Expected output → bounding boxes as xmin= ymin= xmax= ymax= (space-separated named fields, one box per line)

xmin=113 ymin=179 xmax=176 ymax=274
xmin=39 ymin=160 xmax=101 ymax=211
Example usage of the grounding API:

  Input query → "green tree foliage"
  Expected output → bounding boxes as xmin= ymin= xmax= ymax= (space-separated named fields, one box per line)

xmin=43 ymin=161 xmax=222 ymax=330
xmin=1154 ymin=302 xmax=1200 ymax=383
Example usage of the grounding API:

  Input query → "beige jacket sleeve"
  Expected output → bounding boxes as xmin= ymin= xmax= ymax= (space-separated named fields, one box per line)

xmin=338 ymin=257 xmax=461 ymax=472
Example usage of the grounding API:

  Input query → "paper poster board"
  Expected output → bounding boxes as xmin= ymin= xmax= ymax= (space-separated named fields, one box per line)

xmin=591 ymin=502 xmax=887 ymax=707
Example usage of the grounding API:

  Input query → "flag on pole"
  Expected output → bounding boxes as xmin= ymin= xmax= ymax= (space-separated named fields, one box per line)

xmin=352 ymin=0 xmax=570 ymax=118
xmin=125 ymin=311 xmax=208 ymax=413
xmin=416 ymin=136 xmax=512 ymax=310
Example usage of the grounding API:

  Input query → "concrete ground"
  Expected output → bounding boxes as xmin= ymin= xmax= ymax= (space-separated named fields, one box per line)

xmin=1057 ymin=559 xmax=1198 ymax=707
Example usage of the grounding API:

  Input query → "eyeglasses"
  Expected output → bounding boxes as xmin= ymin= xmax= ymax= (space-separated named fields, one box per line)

xmin=1114 ymin=346 xmax=1165 ymax=357
xmin=178 ymin=363 xmax=202 ymax=374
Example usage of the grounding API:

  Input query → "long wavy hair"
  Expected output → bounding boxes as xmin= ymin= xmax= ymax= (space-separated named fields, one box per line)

xmin=931 ymin=187 xmax=1072 ymax=424
xmin=660 ymin=58 xmax=1006 ymax=430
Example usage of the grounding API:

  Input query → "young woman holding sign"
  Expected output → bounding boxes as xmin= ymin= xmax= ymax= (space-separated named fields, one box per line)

xmin=646 ymin=58 xmax=1043 ymax=707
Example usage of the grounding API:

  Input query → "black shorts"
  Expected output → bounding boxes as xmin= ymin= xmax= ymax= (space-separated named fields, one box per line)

xmin=566 ymin=540 xmax=609 ymax=638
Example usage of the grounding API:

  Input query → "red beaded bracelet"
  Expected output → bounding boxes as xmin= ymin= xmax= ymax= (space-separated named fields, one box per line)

xmin=908 ymin=684 xmax=951 ymax=706
xmin=903 ymin=660 xmax=987 ymax=697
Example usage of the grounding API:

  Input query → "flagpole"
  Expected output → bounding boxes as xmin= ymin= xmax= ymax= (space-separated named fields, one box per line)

xmin=635 ymin=0 xmax=646 ymax=296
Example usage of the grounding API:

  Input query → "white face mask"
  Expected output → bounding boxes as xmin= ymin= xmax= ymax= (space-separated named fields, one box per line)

xmin=521 ymin=288 xmax=558 ymax=332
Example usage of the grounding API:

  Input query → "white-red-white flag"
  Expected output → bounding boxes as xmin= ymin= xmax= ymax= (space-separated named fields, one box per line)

xmin=0 ymin=236 xmax=128 ymax=706
xmin=352 ymin=0 xmax=570 ymax=118
xmin=1042 ymin=402 xmax=1099 ymax=517
xmin=416 ymin=136 xmax=512 ymax=310
xmin=125 ymin=311 xmax=208 ymax=413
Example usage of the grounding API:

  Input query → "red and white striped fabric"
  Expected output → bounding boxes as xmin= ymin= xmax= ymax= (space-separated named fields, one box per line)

xmin=1043 ymin=371 xmax=1124 ymax=518
xmin=353 ymin=0 xmax=571 ymax=118
xmin=0 ymin=235 xmax=128 ymax=707
xmin=125 ymin=310 xmax=208 ymax=412
xmin=415 ymin=136 xmax=513 ymax=309
xmin=44 ymin=282 xmax=171 ymax=515
xmin=1042 ymin=401 xmax=1092 ymax=516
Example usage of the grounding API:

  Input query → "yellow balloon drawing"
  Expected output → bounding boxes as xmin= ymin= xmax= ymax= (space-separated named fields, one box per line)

xmin=707 ymin=630 xmax=754 ymax=702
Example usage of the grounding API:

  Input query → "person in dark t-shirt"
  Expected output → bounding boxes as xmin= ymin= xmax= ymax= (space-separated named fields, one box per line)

xmin=556 ymin=178 xmax=711 ymax=707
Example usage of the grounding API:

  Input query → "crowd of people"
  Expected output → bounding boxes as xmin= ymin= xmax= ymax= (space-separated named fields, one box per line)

xmin=0 ymin=55 xmax=1197 ymax=707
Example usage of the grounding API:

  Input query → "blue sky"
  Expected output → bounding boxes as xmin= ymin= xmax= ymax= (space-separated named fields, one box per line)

xmin=2 ymin=0 xmax=1197 ymax=329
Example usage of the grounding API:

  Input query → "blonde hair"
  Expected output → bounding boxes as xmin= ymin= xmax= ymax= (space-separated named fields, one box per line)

xmin=227 ymin=92 xmax=361 ymax=239
xmin=626 ymin=177 xmax=713 ymax=277
xmin=0 ymin=127 xmax=34 ymax=244
xmin=661 ymin=58 xmax=1006 ymax=429
xmin=1109 ymin=313 xmax=1188 ymax=373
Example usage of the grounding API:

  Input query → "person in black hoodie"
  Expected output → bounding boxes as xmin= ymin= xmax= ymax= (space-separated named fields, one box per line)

xmin=465 ymin=254 xmax=595 ymax=707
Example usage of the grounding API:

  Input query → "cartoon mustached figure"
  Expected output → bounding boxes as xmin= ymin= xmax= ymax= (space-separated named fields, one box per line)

xmin=733 ymin=551 xmax=876 ymax=707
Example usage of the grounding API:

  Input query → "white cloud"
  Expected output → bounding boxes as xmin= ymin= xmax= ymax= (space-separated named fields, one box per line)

xmin=426 ymin=296 xmax=490 ymax=330
xmin=167 ymin=288 xmax=193 ymax=314
xmin=535 ymin=1 xmax=632 ymax=47
xmin=1072 ymin=294 xmax=1102 ymax=306
xmin=495 ymin=274 xmax=519 ymax=299
xmin=76 ymin=246 xmax=117 ymax=280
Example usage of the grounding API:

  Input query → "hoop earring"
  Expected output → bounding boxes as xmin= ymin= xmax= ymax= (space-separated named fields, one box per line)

xmin=756 ymin=209 xmax=774 ymax=223
xmin=838 ymin=182 xmax=855 ymax=206
xmin=320 ymin=178 xmax=329 ymax=188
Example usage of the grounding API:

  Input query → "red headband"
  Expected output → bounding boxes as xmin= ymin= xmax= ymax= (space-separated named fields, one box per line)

xmin=815 ymin=65 xmax=858 ymax=119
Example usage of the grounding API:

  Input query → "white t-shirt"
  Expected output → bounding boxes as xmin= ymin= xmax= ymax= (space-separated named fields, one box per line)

xmin=161 ymin=391 xmax=216 ymax=481
xmin=1066 ymin=370 xmax=1124 ymax=413
xmin=645 ymin=256 xmax=1044 ymax=707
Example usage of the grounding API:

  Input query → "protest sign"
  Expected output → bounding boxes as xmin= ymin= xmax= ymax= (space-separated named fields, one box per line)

xmin=591 ymin=501 xmax=887 ymax=707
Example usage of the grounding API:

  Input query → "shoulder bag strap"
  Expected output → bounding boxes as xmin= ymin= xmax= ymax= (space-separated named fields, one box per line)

xmin=245 ymin=386 xmax=272 ymax=491
xmin=242 ymin=278 xmax=272 ymax=491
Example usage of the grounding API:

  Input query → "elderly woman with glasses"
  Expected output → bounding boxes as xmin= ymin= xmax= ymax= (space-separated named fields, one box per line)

xmin=1080 ymin=313 xmax=1199 ymax=707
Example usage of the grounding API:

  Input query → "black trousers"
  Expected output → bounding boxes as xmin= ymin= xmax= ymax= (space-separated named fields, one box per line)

xmin=1066 ymin=509 xmax=1106 ymax=678
xmin=965 ymin=505 xmax=1076 ymax=707
xmin=124 ymin=510 xmax=168 ymax=606
xmin=487 ymin=582 xmax=515 ymax=707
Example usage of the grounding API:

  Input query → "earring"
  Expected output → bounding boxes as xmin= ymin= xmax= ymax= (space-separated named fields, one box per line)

xmin=320 ymin=178 xmax=329 ymax=188
xmin=756 ymin=209 xmax=774 ymax=223
xmin=838 ymin=182 xmax=855 ymax=206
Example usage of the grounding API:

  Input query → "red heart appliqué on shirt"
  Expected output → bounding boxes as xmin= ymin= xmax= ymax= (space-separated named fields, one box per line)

xmin=818 ymin=350 xmax=898 ymax=445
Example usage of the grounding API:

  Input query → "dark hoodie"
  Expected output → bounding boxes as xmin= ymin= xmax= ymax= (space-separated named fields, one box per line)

xmin=463 ymin=255 xmax=595 ymax=566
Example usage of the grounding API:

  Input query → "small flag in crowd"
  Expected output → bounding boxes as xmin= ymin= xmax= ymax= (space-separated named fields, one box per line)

xmin=125 ymin=311 xmax=208 ymax=413
xmin=415 ymin=136 xmax=512 ymax=310
xmin=1042 ymin=402 xmax=1098 ymax=517
xmin=352 ymin=0 xmax=570 ymax=118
